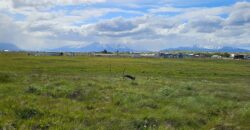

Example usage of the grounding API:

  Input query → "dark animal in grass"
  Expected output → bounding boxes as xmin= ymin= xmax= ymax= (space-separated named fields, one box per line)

xmin=123 ymin=75 xmax=136 ymax=80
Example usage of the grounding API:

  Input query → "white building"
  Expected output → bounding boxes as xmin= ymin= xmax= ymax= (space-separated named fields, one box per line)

xmin=211 ymin=55 xmax=222 ymax=59
xmin=230 ymin=54 xmax=235 ymax=58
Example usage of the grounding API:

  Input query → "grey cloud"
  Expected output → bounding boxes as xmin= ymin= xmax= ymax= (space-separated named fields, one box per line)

xmin=226 ymin=9 xmax=250 ymax=25
xmin=28 ymin=22 xmax=57 ymax=32
xmin=95 ymin=17 xmax=137 ymax=32
xmin=215 ymin=26 xmax=247 ymax=37
xmin=0 ymin=14 xmax=21 ymax=43
xmin=188 ymin=16 xmax=224 ymax=33
xmin=84 ymin=16 xmax=163 ymax=39
xmin=88 ymin=16 xmax=180 ymax=39
xmin=226 ymin=2 xmax=250 ymax=26
xmin=12 ymin=0 xmax=52 ymax=8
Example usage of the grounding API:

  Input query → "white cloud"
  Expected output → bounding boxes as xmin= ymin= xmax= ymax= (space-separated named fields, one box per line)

xmin=0 ymin=1 xmax=250 ymax=50
xmin=10 ymin=0 xmax=106 ymax=8
xmin=0 ymin=14 xmax=50 ymax=50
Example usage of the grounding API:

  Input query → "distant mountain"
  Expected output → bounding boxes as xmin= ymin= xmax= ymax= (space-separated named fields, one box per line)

xmin=163 ymin=46 xmax=211 ymax=52
xmin=216 ymin=47 xmax=250 ymax=52
xmin=0 ymin=43 xmax=20 ymax=51
xmin=162 ymin=46 xmax=250 ymax=53
xmin=51 ymin=43 xmax=134 ymax=52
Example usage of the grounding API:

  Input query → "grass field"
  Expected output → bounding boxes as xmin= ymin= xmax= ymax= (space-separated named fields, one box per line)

xmin=0 ymin=53 xmax=250 ymax=130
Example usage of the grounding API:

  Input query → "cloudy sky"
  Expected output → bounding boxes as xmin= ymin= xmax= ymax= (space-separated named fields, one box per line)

xmin=0 ymin=0 xmax=250 ymax=51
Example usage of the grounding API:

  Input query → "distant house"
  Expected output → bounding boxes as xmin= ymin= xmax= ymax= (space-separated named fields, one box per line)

xmin=234 ymin=55 xmax=245 ymax=59
xmin=159 ymin=53 xmax=188 ymax=58
xmin=244 ymin=55 xmax=250 ymax=60
xmin=132 ymin=53 xmax=141 ymax=58
xmin=64 ymin=52 xmax=76 ymax=56
xmin=28 ymin=52 xmax=64 ymax=56
xmin=189 ymin=54 xmax=194 ymax=57
xmin=47 ymin=52 xmax=63 ymax=56
xmin=159 ymin=53 xmax=175 ymax=58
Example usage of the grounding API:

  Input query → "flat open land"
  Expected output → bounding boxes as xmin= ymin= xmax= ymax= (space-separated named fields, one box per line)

xmin=0 ymin=53 xmax=250 ymax=130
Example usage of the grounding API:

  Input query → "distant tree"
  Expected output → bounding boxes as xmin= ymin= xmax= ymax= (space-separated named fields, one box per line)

xmin=102 ymin=49 xmax=108 ymax=54
xmin=223 ymin=53 xmax=230 ymax=57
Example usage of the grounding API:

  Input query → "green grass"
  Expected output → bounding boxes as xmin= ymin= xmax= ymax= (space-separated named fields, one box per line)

xmin=0 ymin=52 xmax=250 ymax=129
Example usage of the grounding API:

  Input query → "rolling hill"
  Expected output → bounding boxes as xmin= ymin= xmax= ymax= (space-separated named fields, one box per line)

xmin=162 ymin=46 xmax=250 ymax=53
xmin=0 ymin=43 xmax=20 ymax=51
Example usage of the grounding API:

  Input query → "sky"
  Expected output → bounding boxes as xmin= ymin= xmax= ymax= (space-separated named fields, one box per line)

xmin=0 ymin=0 xmax=250 ymax=51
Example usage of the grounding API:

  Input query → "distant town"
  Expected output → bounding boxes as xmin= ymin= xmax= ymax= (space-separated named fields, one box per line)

xmin=1 ymin=49 xmax=250 ymax=60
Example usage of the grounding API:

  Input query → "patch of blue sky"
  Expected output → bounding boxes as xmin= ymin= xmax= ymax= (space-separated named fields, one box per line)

xmin=219 ymin=13 xmax=229 ymax=19
xmin=100 ymin=11 xmax=143 ymax=19
xmin=48 ymin=2 xmax=127 ymax=12
xmin=153 ymin=12 xmax=182 ymax=17
xmin=13 ymin=13 xmax=26 ymax=21
xmin=48 ymin=4 xmax=88 ymax=12
xmin=86 ymin=2 xmax=151 ymax=13
xmin=72 ymin=18 xmax=99 ymax=26
xmin=47 ymin=3 xmax=148 ymax=18
xmin=46 ymin=1 xmax=193 ymax=18
xmin=1 ymin=10 xmax=26 ymax=21
xmin=72 ymin=13 xmax=110 ymax=26
xmin=93 ymin=2 xmax=155 ymax=8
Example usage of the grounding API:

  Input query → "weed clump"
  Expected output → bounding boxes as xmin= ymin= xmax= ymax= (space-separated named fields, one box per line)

xmin=131 ymin=81 xmax=139 ymax=86
xmin=159 ymin=86 xmax=175 ymax=97
xmin=32 ymin=120 xmax=52 ymax=130
xmin=26 ymin=85 xmax=41 ymax=94
xmin=67 ymin=86 xmax=100 ymax=101
xmin=165 ymin=119 xmax=182 ymax=128
xmin=132 ymin=117 xmax=160 ymax=129
xmin=67 ymin=88 xmax=85 ymax=101
xmin=138 ymin=99 xmax=159 ymax=109
xmin=213 ymin=124 xmax=236 ymax=130
xmin=0 ymin=72 xmax=14 ymax=83
xmin=16 ymin=108 xmax=43 ymax=119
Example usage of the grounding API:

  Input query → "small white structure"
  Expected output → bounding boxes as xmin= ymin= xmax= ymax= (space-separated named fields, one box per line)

xmin=211 ymin=55 xmax=222 ymax=59
xmin=3 ymin=50 xmax=9 ymax=52
xmin=140 ymin=53 xmax=156 ymax=57
xmin=230 ymin=53 xmax=235 ymax=58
